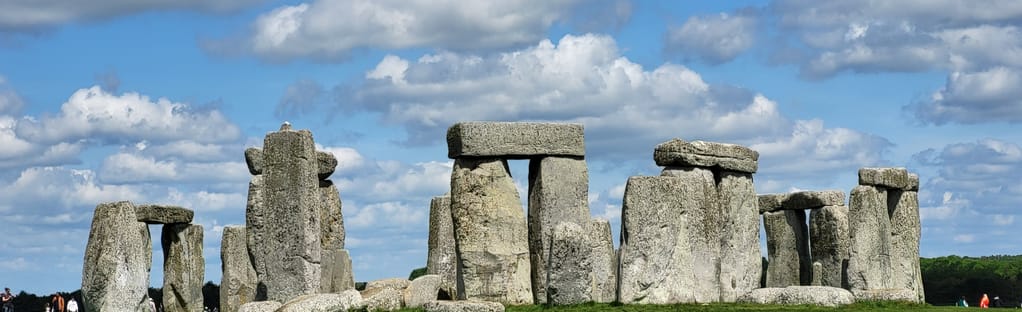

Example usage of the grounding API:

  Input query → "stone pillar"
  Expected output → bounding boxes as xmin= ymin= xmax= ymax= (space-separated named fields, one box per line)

xmin=763 ymin=210 xmax=811 ymax=287
xmin=449 ymin=158 xmax=532 ymax=305
xmin=808 ymin=205 xmax=850 ymax=289
xmin=546 ymin=219 xmax=615 ymax=305
xmin=319 ymin=179 xmax=352 ymax=293
xmin=426 ymin=195 xmax=457 ymax=299
xmin=890 ymin=189 xmax=923 ymax=302
xmin=847 ymin=185 xmax=891 ymax=292
xmin=162 ymin=224 xmax=205 ymax=312
xmin=717 ymin=172 xmax=761 ymax=302
xmin=589 ymin=219 xmax=617 ymax=304
xmin=527 ymin=156 xmax=590 ymax=304
xmin=82 ymin=201 xmax=152 ymax=312
xmin=220 ymin=226 xmax=257 ymax=312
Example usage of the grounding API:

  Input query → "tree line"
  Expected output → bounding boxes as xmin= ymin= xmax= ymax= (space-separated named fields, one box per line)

xmin=921 ymin=255 xmax=1022 ymax=307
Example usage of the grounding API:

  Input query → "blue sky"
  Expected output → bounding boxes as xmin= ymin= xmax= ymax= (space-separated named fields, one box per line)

xmin=1 ymin=0 xmax=1021 ymax=295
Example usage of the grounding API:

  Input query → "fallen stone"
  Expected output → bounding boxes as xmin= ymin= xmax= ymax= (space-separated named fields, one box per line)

xmin=220 ymin=226 xmax=257 ymax=312
xmin=244 ymin=147 xmax=263 ymax=175
xmin=422 ymin=300 xmax=505 ymax=312
xmin=654 ymin=139 xmax=758 ymax=173
xmin=618 ymin=171 xmax=720 ymax=304
xmin=316 ymin=151 xmax=337 ymax=180
xmin=717 ymin=171 xmax=761 ymax=302
xmin=360 ymin=287 xmax=403 ymax=311
xmin=404 ymin=275 xmax=442 ymax=309
xmin=162 ymin=223 xmax=205 ymax=312
xmin=847 ymin=185 xmax=892 ymax=292
xmin=739 ymin=286 xmax=854 ymax=307
xmin=135 ymin=204 xmax=194 ymax=224
xmin=449 ymin=158 xmax=533 ymax=305
xmin=852 ymin=288 xmax=917 ymax=302
xmin=763 ymin=210 xmax=811 ymax=287
xmin=858 ymin=167 xmax=910 ymax=190
xmin=809 ymin=205 xmax=850 ymax=289
xmin=758 ymin=190 xmax=846 ymax=213
xmin=364 ymin=277 xmax=411 ymax=292
xmin=426 ymin=195 xmax=457 ymax=299
xmin=237 ymin=301 xmax=280 ymax=312
xmin=446 ymin=122 xmax=585 ymax=158
xmin=277 ymin=290 xmax=364 ymax=312
xmin=889 ymin=190 xmax=923 ymax=302
xmin=526 ymin=156 xmax=590 ymax=304
xmin=82 ymin=201 xmax=152 ymax=312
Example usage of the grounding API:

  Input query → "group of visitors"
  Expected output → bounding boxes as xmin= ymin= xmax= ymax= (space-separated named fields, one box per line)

xmin=957 ymin=293 xmax=1019 ymax=308
xmin=43 ymin=293 xmax=78 ymax=312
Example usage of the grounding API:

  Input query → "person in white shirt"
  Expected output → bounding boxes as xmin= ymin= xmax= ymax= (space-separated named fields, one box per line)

xmin=66 ymin=299 xmax=78 ymax=312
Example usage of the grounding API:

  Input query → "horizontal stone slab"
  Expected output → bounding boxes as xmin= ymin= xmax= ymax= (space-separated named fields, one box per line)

xmin=135 ymin=204 xmax=194 ymax=224
xmin=758 ymin=190 xmax=846 ymax=213
xmin=739 ymin=286 xmax=854 ymax=307
xmin=244 ymin=148 xmax=338 ymax=180
xmin=446 ymin=122 xmax=585 ymax=158
xmin=654 ymin=139 xmax=758 ymax=173
xmin=907 ymin=173 xmax=919 ymax=191
xmin=858 ymin=167 xmax=910 ymax=190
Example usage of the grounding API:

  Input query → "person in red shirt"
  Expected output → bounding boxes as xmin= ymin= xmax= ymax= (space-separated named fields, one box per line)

xmin=50 ymin=294 xmax=65 ymax=312
xmin=981 ymin=293 xmax=990 ymax=308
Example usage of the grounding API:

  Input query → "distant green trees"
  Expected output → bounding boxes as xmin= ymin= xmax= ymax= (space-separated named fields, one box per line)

xmin=921 ymin=255 xmax=1022 ymax=307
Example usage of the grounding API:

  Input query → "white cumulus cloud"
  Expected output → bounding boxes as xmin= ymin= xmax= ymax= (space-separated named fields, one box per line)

xmin=665 ymin=11 xmax=757 ymax=64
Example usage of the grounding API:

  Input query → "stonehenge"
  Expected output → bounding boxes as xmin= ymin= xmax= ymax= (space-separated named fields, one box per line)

xmin=758 ymin=190 xmax=846 ymax=288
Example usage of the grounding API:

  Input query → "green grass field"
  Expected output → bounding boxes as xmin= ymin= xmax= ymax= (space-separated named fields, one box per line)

xmin=396 ymin=301 xmax=967 ymax=311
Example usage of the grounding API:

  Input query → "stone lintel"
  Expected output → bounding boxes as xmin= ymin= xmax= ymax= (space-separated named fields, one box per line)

xmin=446 ymin=122 xmax=584 ymax=159
xmin=758 ymin=190 xmax=846 ymax=213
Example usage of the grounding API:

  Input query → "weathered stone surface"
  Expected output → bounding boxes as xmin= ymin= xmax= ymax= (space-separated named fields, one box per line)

xmin=316 ymin=151 xmax=337 ymax=180
xmin=320 ymin=249 xmax=355 ymax=293
xmin=405 ymin=275 xmax=442 ymax=309
xmin=244 ymin=147 xmax=263 ymax=175
xmin=618 ymin=170 xmax=720 ymax=304
xmin=739 ymin=286 xmax=854 ymax=307
xmin=319 ymin=180 xmax=350 ymax=293
xmin=422 ymin=300 xmax=505 ymax=312
xmin=809 ymin=205 xmax=849 ymax=289
xmin=426 ymin=195 xmax=457 ymax=299
xmin=588 ymin=219 xmax=617 ymax=304
xmin=764 ymin=210 xmax=811 ymax=287
xmin=82 ymin=201 xmax=152 ymax=312
xmin=758 ymin=190 xmax=846 ymax=213
xmin=277 ymin=290 xmax=364 ymax=312
xmin=526 ymin=156 xmax=590 ymax=304
xmin=889 ymin=190 xmax=923 ymax=302
xmin=220 ymin=226 xmax=257 ymax=312
xmin=237 ymin=301 xmax=280 ymax=312
xmin=361 ymin=287 xmax=403 ymax=311
xmin=717 ymin=171 xmax=761 ymax=302
xmin=546 ymin=219 xmax=616 ymax=305
xmin=135 ymin=204 xmax=194 ymax=224
xmin=907 ymin=173 xmax=919 ymax=191
xmin=246 ymin=128 xmax=322 ymax=303
xmin=243 ymin=175 xmax=266 ymax=300
xmin=449 ymin=158 xmax=533 ymax=304
xmin=365 ymin=278 xmax=411 ymax=292
xmin=852 ymin=288 xmax=917 ymax=302
xmin=162 ymin=224 xmax=205 ymax=312
xmin=847 ymin=185 xmax=891 ymax=292
xmin=859 ymin=167 xmax=910 ymax=190
xmin=811 ymin=262 xmax=823 ymax=286
xmin=446 ymin=122 xmax=585 ymax=158
xmin=654 ymin=139 xmax=759 ymax=173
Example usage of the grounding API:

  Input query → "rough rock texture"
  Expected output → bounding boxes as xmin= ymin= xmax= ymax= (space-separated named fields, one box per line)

xmin=135 ymin=204 xmax=194 ymax=224
xmin=246 ymin=128 xmax=322 ymax=303
xmin=449 ymin=158 xmax=533 ymax=305
xmin=162 ymin=224 xmax=205 ymax=312
xmin=243 ymin=175 xmax=265 ymax=300
xmin=422 ymin=300 xmax=505 ymax=312
xmin=526 ymin=156 xmax=590 ymax=304
xmin=858 ymin=167 xmax=910 ymax=190
xmin=277 ymin=290 xmax=364 ymax=312
xmin=847 ymin=185 xmax=891 ymax=292
xmin=321 ymin=249 xmax=355 ymax=293
xmin=758 ymin=190 xmax=846 ymax=213
xmin=907 ymin=173 xmax=920 ymax=191
xmin=319 ymin=180 xmax=350 ymax=293
xmin=739 ymin=286 xmax=854 ymax=307
xmin=82 ymin=201 xmax=152 ymax=312
xmin=244 ymin=147 xmax=263 ymax=175
xmin=546 ymin=220 xmax=616 ymax=305
xmin=446 ymin=122 xmax=585 ymax=158
xmin=889 ymin=190 xmax=924 ymax=302
xmin=220 ymin=226 xmax=257 ymax=312
xmin=405 ymin=275 xmax=442 ymax=309
xmin=316 ymin=151 xmax=337 ymax=180
xmin=763 ymin=210 xmax=811 ymax=287
xmin=365 ymin=278 xmax=411 ymax=292
xmin=618 ymin=171 xmax=720 ymax=304
xmin=361 ymin=287 xmax=403 ymax=311
xmin=811 ymin=262 xmax=823 ymax=286
xmin=588 ymin=219 xmax=617 ymax=303
xmin=237 ymin=301 xmax=280 ymax=312
xmin=426 ymin=195 xmax=457 ymax=299
xmin=717 ymin=171 xmax=761 ymax=302
xmin=809 ymin=205 xmax=850 ymax=289
xmin=654 ymin=139 xmax=759 ymax=173
xmin=852 ymin=288 xmax=917 ymax=302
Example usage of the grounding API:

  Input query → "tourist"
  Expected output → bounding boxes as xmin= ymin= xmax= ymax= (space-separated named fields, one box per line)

xmin=980 ymin=293 xmax=990 ymax=308
xmin=956 ymin=296 xmax=969 ymax=307
xmin=992 ymin=295 xmax=1002 ymax=307
xmin=65 ymin=298 xmax=78 ymax=312
xmin=1 ymin=288 xmax=14 ymax=312
xmin=43 ymin=302 xmax=50 ymax=312
xmin=50 ymin=294 xmax=64 ymax=312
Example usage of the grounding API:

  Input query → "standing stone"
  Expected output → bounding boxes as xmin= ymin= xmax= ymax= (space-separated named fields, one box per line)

xmin=527 ymin=156 xmax=590 ymax=304
xmin=221 ymin=226 xmax=257 ymax=312
xmin=763 ymin=210 xmax=810 ymax=287
xmin=319 ymin=180 xmax=350 ymax=293
xmin=808 ymin=205 xmax=850 ymax=289
xmin=847 ymin=185 xmax=891 ymax=292
xmin=717 ymin=171 xmax=761 ymax=302
xmin=162 ymin=224 xmax=205 ymax=312
xmin=243 ymin=175 xmax=266 ymax=300
xmin=247 ymin=127 xmax=322 ymax=303
xmin=589 ymin=219 xmax=617 ymax=303
xmin=811 ymin=263 xmax=823 ymax=286
xmin=449 ymin=158 xmax=533 ymax=305
xmin=546 ymin=219 xmax=616 ymax=305
xmin=618 ymin=171 xmax=720 ymax=304
xmin=82 ymin=201 xmax=151 ymax=312
xmin=426 ymin=195 xmax=457 ymax=299
xmin=889 ymin=190 xmax=923 ymax=302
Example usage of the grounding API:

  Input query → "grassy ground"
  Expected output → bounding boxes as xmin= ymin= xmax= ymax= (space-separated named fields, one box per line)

xmin=397 ymin=301 xmax=967 ymax=311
